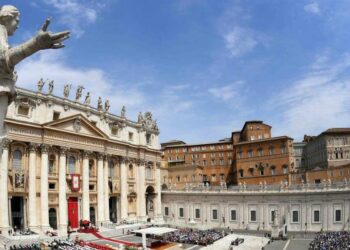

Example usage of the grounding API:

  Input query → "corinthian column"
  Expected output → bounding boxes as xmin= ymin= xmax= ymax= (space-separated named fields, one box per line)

xmin=40 ymin=144 xmax=50 ymax=229
xmin=104 ymin=157 xmax=110 ymax=222
xmin=154 ymin=162 xmax=163 ymax=221
xmin=97 ymin=154 xmax=105 ymax=225
xmin=82 ymin=151 xmax=90 ymax=221
xmin=137 ymin=159 xmax=146 ymax=221
xmin=28 ymin=143 xmax=38 ymax=229
xmin=58 ymin=147 xmax=68 ymax=232
xmin=120 ymin=156 xmax=128 ymax=220
xmin=0 ymin=139 xmax=11 ymax=235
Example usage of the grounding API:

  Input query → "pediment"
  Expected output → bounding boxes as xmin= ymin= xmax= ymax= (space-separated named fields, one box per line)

xmin=43 ymin=114 xmax=107 ymax=138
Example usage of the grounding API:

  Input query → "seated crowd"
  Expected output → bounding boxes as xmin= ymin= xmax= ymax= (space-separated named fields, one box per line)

xmin=9 ymin=243 xmax=40 ymax=250
xmin=153 ymin=228 xmax=225 ymax=246
xmin=309 ymin=231 xmax=350 ymax=250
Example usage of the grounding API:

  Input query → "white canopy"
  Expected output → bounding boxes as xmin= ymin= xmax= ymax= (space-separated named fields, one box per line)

xmin=133 ymin=227 xmax=178 ymax=236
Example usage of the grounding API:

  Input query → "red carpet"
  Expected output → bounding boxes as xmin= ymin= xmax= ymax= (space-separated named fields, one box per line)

xmin=91 ymin=232 xmax=138 ymax=247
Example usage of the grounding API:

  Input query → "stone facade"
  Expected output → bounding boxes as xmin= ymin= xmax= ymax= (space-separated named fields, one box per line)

xmin=162 ymin=183 xmax=350 ymax=232
xmin=0 ymin=86 xmax=162 ymax=236
xmin=162 ymin=139 xmax=234 ymax=186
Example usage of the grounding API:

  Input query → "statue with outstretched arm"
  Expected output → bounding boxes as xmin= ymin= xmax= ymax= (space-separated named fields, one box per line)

xmin=0 ymin=5 xmax=70 ymax=138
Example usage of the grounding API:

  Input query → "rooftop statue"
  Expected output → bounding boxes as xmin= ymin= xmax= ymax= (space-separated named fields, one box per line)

xmin=37 ymin=78 xmax=45 ymax=92
xmin=48 ymin=80 xmax=54 ymax=95
xmin=105 ymin=99 xmax=110 ymax=112
xmin=84 ymin=92 xmax=91 ymax=105
xmin=75 ymin=85 xmax=84 ymax=101
xmin=63 ymin=84 xmax=71 ymax=98
xmin=0 ymin=5 xmax=69 ymax=137
xmin=97 ymin=97 xmax=103 ymax=111
xmin=121 ymin=105 xmax=126 ymax=118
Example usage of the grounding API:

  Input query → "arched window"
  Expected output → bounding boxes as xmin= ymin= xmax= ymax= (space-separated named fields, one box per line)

xmin=68 ymin=156 xmax=76 ymax=174
xmin=13 ymin=150 xmax=22 ymax=171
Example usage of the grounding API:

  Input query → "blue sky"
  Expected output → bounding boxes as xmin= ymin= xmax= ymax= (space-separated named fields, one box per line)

xmin=6 ymin=0 xmax=350 ymax=143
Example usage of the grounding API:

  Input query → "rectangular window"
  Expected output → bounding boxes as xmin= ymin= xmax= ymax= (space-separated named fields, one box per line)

xmin=292 ymin=210 xmax=299 ymax=222
xmin=165 ymin=207 xmax=169 ymax=216
xmin=220 ymin=174 xmax=225 ymax=181
xmin=128 ymin=132 xmax=134 ymax=141
xmin=179 ymin=208 xmax=184 ymax=218
xmin=313 ymin=210 xmax=320 ymax=223
xmin=89 ymin=184 xmax=94 ymax=191
xmin=195 ymin=208 xmax=200 ymax=219
xmin=250 ymin=210 xmax=257 ymax=222
xmin=230 ymin=210 xmax=237 ymax=221
xmin=248 ymin=150 xmax=253 ymax=157
xmin=18 ymin=105 xmax=29 ymax=116
xmin=53 ymin=111 xmax=60 ymax=120
xmin=271 ymin=168 xmax=276 ymax=175
xmin=210 ymin=145 xmax=215 ymax=150
xmin=271 ymin=210 xmax=276 ymax=223
xmin=269 ymin=147 xmax=274 ymax=155
xmin=49 ymin=183 xmax=55 ymax=190
xmin=335 ymin=209 xmax=342 ymax=222
xmin=212 ymin=209 xmax=218 ymax=220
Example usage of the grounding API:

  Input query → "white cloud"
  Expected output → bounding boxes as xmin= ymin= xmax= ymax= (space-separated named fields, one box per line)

xmin=42 ymin=0 xmax=103 ymax=37
xmin=224 ymin=27 xmax=258 ymax=57
xmin=208 ymin=81 xmax=245 ymax=102
xmin=304 ymin=2 xmax=321 ymax=15
xmin=16 ymin=50 xmax=146 ymax=116
xmin=271 ymin=54 xmax=350 ymax=139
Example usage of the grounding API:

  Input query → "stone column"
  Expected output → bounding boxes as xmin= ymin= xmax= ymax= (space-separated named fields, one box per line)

xmin=40 ymin=144 xmax=50 ymax=230
xmin=97 ymin=154 xmax=105 ymax=225
xmin=28 ymin=143 xmax=38 ymax=229
xmin=58 ymin=147 xmax=68 ymax=232
xmin=120 ymin=156 xmax=128 ymax=220
xmin=137 ymin=159 xmax=146 ymax=220
xmin=155 ymin=162 xmax=163 ymax=221
xmin=0 ymin=139 xmax=11 ymax=235
xmin=104 ymin=157 xmax=110 ymax=222
xmin=82 ymin=151 xmax=90 ymax=221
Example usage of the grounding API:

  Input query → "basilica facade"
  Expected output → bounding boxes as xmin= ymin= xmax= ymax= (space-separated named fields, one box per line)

xmin=0 ymin=85 xmax=162 ymax=235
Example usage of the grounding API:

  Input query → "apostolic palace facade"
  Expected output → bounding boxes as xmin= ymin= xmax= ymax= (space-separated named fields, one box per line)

xmin=0 ymin=84 xmax=163 ymax=235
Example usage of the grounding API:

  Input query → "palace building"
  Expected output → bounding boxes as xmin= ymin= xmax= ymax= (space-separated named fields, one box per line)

xmin=0 ymin=85 xmax=163 ymax=236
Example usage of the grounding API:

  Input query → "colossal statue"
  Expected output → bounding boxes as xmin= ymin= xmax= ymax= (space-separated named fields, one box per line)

xmin=0 ymin=5 xmax=70 ymax=138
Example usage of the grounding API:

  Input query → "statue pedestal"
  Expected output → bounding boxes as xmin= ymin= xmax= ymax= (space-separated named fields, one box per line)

xmin=271 ymin=225 xmax=279 ymax=238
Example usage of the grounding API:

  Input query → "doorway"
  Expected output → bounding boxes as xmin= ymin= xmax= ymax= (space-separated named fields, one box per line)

xmin=11 ymin=197 xmax=24 ymax=230
xmin=109 ymin=197 xmax=117 ymax=223
xmin=89 ymin=207 xmax=96 ymax=225
xmin=68 ymin=197 xmax=79 ymax=228
xmin=49 ymin=208 xmax=57 ymax=229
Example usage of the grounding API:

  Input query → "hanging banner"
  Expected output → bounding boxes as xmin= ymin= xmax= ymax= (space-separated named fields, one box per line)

xmin=71 ymin=174 xmax=80 ymax=191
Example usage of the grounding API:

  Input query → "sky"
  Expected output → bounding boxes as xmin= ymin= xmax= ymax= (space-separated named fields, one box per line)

xmin=4 ymin=0 xmax=350 ymax=143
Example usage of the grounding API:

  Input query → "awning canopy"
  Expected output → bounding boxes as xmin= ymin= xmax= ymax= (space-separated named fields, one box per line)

xmin=133 ymin=227 xmax=178 ymax=236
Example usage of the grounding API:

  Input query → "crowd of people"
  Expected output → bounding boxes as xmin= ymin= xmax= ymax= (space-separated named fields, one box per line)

xmin=9 ymin=243 xmax=40 ymax=250
xmin=158 ymin=228 xmax=225 ymax=246
xmin=309 ymin=231 xmax=350 ymax=250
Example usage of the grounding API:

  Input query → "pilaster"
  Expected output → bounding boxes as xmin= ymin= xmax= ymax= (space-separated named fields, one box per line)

xmin=0 ymin=139 xmax=11 ymax=235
